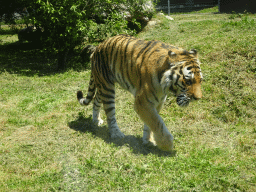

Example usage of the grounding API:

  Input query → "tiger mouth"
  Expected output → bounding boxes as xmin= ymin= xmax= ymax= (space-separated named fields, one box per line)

xmin=176 ymin=93 xmax=190 ymax=107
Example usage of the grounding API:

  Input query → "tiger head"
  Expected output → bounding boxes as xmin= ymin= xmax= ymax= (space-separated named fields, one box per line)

xmin=161 ymin=49 xmax=203 ymax=107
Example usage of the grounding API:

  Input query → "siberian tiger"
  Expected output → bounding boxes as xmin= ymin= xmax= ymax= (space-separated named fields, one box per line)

xmin=77 ymin=34 xmax=203 ymax=151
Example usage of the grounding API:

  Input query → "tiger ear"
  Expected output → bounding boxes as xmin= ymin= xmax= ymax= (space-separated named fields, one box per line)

xmin=189 ymin=49 xmax=198 ymax=57
xmin=168 ymin=50 xmax=177 ymax=57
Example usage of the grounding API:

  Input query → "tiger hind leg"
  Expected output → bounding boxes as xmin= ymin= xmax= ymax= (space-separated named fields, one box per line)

xmin=99 ymin=87 xmax=125 ymax=139
xmin=92 ymin=92 xmax=104 ymax=126
xmin=104 ymin=102 xmax=125 ymax=139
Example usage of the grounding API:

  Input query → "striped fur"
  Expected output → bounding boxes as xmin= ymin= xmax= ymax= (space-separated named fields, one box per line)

xmin=77 ymin=35 xmax=203 ymax=151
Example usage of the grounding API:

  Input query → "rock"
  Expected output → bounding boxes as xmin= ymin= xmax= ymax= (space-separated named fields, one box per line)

xmin=148 ymin=20 xmax=158 ymax=26
xmin=165 ymin=16 xmax=174 ymax=20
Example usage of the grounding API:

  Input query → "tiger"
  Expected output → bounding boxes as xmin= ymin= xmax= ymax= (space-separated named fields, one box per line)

xmin=77 ymin=34 xmax=203 ymax=151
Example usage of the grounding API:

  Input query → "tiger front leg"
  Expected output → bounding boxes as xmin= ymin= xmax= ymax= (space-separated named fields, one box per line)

xmin=142 ymin=96 xmax=167 ymax=146
xmin=142 ymin=124 xmax=154 ymax=145
xmin=142 ymin=124 xmax=151 ymax=144
xmin=135 ymin=97 xmax=174 ymax=151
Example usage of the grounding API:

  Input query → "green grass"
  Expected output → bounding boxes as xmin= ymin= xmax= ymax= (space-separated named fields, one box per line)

xmin=1 ymin=11 xmax=256 ymax=191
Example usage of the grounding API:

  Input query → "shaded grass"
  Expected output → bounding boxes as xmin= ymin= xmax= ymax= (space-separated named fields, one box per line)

xmin=168 ymin=6 xmax=219 ymax=15
xmin=1 ymin=11 xmax=256 ymax=191
xmin=0 ymin=28 xmax=90 ymax=76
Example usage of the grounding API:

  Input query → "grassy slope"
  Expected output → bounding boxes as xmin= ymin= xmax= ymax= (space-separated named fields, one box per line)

xmin=1 ymin=11 xmax=256 ymax=191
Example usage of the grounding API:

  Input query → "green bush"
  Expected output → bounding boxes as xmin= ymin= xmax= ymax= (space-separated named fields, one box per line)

xmin=24 ymin=0 xmax=155 ymax=70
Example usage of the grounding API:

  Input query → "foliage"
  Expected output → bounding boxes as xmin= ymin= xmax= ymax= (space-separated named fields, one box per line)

xmin=0 ymin=0 xmax=155 ymax=69
xmin=86 ymin=11 xmax=135 ymax=42
xmin=0 ymin=0 xmax=29 ymax=24
xmin=22 ymin=0 xmax=154 ymax=69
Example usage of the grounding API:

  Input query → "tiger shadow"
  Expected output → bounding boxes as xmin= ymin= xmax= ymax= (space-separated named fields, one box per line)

xmin=68 ymin=112 xmax=176 ymax=157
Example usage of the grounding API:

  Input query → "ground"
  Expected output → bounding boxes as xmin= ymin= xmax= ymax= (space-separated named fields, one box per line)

xmin=0 ymin=8 xmax=256 ymax=191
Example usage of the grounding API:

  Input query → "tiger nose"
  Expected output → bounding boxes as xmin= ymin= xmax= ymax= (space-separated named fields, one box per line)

xmin=193 ymin=96 xmax=201 ymax=100
xmin=191 ymin=84 xmax=202 ymax=100
xmin=193 ymin=91 xmax=202 ymax=100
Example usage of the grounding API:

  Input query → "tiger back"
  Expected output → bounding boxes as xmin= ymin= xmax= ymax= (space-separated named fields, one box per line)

xmin=77 ymin=34 xmax=203 ymax=151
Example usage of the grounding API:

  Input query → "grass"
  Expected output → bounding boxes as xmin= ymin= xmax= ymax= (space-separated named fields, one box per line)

xmin=1 ymin=10 xmax=256 ymax=191
xmin=168 ymin=6 xmax=219 ymax=15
